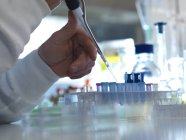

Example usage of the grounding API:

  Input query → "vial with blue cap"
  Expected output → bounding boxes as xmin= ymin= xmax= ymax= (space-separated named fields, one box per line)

xmin=132 ymin=43 xmax=161 ymax=85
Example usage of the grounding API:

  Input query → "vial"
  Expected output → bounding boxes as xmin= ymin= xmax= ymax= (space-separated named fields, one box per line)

xmin=101 ymin=82 xmax=109 ymax=92
xmin=109 ymin=82 xmax=117 ymax=92
xmin=96 ymin=83 xmax=102 ymax=92
xmin=132 ymin=44 xmax=161 ymax=85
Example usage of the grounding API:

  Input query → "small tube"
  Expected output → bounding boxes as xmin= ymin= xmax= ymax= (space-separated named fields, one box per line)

xmin=116 ymin=83 xmax=125 ymax=92
xmin=124 ymin=72 xmax=128 ymax=83
xmin=132 ymin=73 xmax=139 ymax=92
xmin=117 ymin=83 xmax=125 ymax=105
xmin=108 ymin=82 xmax=117 ymax=92
xmin=96 ymin=83 xmax=102 ymax=92
xmin=101 ymin=82 xmax=109 ymax=92
xmin=145 ymin=83 xmax=153 ymax=91
xmin=138 ymin=73 xmax=145 ymax=92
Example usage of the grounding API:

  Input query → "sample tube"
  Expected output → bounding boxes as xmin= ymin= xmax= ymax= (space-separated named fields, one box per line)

xmin=101 ymin=82 xmax=109 ymax=92
xmin=108 ymin=82 xmax=117 ymax=92
xmin=108 ymin=82 xmax=118 ymax=103
xmin=117 ymin=83 xmax=125 ymax=105
xmin=116 ymin=83 xmax=125 ymax=92
xmin=96 ymin=83 xmax=102 ymax=92
xmin=125 ymin=74 xmax=133 ymax=92
xmin=138 ymin=73 xmax=145 ymax=91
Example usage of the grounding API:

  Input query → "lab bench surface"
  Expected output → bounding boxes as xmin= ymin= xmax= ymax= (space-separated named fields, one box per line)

xmin=1 ymin=117 xmax=186 ymax=140
xmin=1 ymin=89 xmax=185 ymax=140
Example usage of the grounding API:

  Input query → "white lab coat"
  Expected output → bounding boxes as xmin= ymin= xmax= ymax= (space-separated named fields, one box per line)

xmin=0 ymin=0 xmax=59 ymax=123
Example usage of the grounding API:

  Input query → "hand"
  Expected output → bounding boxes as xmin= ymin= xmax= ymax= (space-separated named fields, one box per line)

xmin=38 ymin=11 xmax=97 ymax=79
xmin=45 ymin=0 xmax=62 ymax=10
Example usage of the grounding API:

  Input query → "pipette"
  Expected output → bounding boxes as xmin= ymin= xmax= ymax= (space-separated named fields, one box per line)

xmin=64 ymin=0 xmax=117 ymax=82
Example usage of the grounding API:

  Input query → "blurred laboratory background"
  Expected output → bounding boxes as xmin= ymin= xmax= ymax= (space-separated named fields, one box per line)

xmin=19 ymin=0 xmax=186 ymax=106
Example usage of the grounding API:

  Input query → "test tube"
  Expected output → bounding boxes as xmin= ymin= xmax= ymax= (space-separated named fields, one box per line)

xmin=132 ymin=73 xmax=138 ymax=92
xmin=124 ymin=72 xmax=128 ymax=83
xmin=108 ymin=82 xmax=117 ymax=92
xmin=117 ymin=83 xmax=125 ymax=105
xmin=109 ymin=82 xmax=117 ymax=103
xmin=138 ymin=73 xmax=146 ymax=103
xmin=145 ymin=84 xmax=153 ymax=91
xmin=100 ymin=82 xmax=109 ymax=92
xmin=138 ymin=72 xmax=145 ymax=91
xmin=96 ymin=83 xmax=102 ymax=92
xmin=125 ymin=74 xmax=133 ymax=92
xmin=116 ymin=83 xmax=125 ymax=92
xmin=100 ymin=82 xmax=110 ymax=103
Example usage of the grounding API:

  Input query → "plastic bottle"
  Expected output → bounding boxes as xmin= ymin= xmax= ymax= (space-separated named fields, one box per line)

xmin=132 ymin=44 xmax=161 ymax=84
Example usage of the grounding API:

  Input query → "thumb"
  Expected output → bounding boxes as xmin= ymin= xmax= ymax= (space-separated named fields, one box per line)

xmin=66 ymin=10 xmax=78 ymax=31
xmin=56 ymin=11 xmax=78 ymax=41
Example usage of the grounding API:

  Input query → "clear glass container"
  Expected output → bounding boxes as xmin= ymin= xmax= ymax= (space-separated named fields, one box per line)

xmin=133 ymin=44 xmax=161 ymax=84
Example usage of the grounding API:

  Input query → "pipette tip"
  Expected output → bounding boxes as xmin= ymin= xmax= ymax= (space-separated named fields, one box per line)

xmin=105 ymin=62 xmax=110 ymax=68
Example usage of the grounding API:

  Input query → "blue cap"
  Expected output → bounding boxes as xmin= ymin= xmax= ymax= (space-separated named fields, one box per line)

xmin=135 ymin=44 xmax=153 ymax=54
xmin=154 ymin=22 xmax=167 ymax=34
xmin=133 ymin=73 xmax=140 ymax=83
xmin=127 ymin=74 xmax=133 ymax=83
xmin=133 ymin=72 xmax=144 ymax=83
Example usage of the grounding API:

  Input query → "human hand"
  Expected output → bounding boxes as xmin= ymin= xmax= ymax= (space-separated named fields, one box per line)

xmin=45 ymin=0 xmax=62 ymax=10
xmin=38 ymin=11 xmax=97 ymax=79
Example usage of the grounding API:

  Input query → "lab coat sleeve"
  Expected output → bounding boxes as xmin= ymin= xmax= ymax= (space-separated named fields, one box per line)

xmin=0 ymin=50 xmax=59 ymax=124
xmin=0 ymin=0 xmax=60 ymax=124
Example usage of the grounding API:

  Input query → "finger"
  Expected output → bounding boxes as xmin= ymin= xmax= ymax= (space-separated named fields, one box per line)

xmin=68 ymin=51 xmax=95 ymax=74
xmin=69 ymin=59 xmax=95 ymax=76
xmin=75 ymin=30 xmax=97 ymax=61
xmin=68 ymin=59 xmax=95 ymax=79
xmin=69 ymin=68 xmax=92 ymax=79
xmin=49 ymin=54 xmax=73 ymax=77
xmin=68 ymin=62 xmax=94 ymax=79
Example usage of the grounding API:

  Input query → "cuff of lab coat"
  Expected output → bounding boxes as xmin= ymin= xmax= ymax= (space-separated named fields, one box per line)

xmin=17 ymin=50 xmax=60 ymax=104
xmin=31 ymin=49 xmax=60 ymax=84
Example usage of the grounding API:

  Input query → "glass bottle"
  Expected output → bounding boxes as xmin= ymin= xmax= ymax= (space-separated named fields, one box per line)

xmin=132 ymin=44 xmax=161 ymax=84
